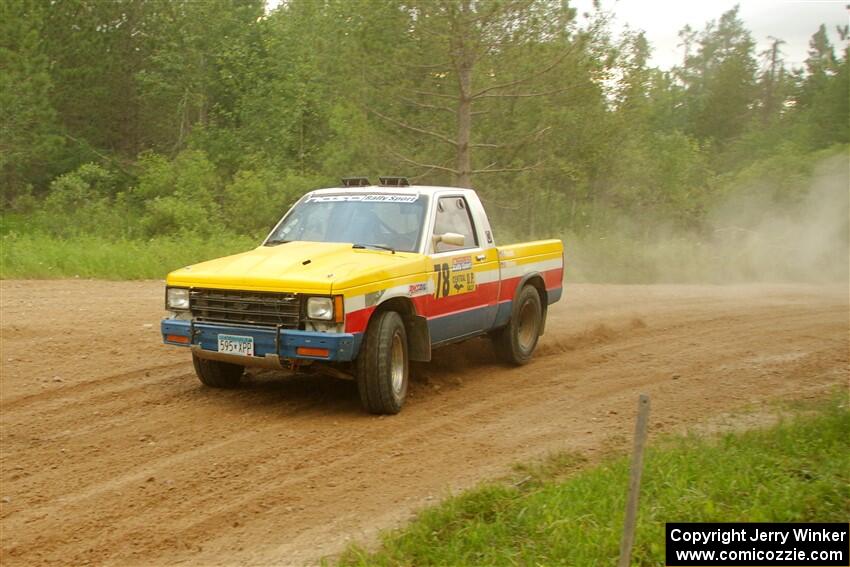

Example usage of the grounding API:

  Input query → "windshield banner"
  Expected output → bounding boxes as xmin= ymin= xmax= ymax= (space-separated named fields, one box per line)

xmin=307 ymin=194 xmax=418 ymax=203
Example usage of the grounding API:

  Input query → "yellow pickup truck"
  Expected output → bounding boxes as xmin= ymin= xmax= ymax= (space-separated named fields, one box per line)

xmin=162 ymin=177 xmax=564 ymax=414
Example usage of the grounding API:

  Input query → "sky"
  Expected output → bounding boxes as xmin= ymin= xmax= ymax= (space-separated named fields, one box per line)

xmin=266 ymin=0 xmax=849 ymax=70
xmin=577 ymin=0 xmax=849 ymax=69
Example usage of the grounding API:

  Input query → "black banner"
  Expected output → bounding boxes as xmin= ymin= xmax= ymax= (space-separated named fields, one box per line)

xmin=666 ymin=523 xmax=849 ymax=566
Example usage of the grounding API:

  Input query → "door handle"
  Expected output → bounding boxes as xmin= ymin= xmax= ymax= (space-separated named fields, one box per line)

xmin=475 ymin=254 xmax=487 ymax=261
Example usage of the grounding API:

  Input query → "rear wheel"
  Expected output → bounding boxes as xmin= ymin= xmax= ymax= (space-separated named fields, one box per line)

xmin=356 ymin=310 xmax=408 ymax=414
xmin=192 ymin=354 xmax=243 ymax=388
xmin=493 ymin=284 xmax=542 ymax=365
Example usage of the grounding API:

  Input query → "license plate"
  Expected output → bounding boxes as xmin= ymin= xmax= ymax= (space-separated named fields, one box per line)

xmin=217 ymin=334 xmax=254 ymax=356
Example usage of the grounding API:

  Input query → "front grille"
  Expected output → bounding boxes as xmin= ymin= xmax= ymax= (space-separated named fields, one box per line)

xmin=190 ymin=288 xmax=301 ymax=328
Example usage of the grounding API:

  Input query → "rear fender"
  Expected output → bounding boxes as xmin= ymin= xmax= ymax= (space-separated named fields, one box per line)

xmin=512 ymin=273 xmax=549 ymax=335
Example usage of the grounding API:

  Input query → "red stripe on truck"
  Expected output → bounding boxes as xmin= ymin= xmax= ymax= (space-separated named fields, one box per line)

xmin=344 ymin=267 xmax=563 ymax=334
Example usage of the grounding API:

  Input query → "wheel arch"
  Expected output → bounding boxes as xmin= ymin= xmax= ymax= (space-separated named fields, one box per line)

xmin=370 ymin=296 xmax=432 ymax=362
xmin=514 ymin=273 xmax=548 ymax=335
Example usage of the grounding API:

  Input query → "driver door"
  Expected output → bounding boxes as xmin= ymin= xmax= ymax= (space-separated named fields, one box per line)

xmin=426 ymin=195 xmax=494 ymax=344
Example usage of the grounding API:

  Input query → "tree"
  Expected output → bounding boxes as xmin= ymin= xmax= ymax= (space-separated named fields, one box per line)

xmin=137 ymin=0 xmax=265 ymax=156
xmin=789 ymin=25 xmax=848 ymax=149
xmin=0 ymin=0 xmax=64 ymax=200
xmin=359 ymin=0 xmax=583 ymax=188
xmin=674 ymin=6 xmax=758 ymax=146
xmin=41 ymin=0 xmax=155 ymax=158
xmin=756 ymin=36 xmax=790 ymax=124
xmin=615 ymin=31 xmax=652 ymax=115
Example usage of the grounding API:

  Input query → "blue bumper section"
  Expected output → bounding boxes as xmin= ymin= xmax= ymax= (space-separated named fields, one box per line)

xmin=162 ymin=319 xmax=361 ymax=362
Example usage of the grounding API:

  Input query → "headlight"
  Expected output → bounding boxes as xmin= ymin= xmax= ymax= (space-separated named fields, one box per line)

xmin=166 ymin=287 xmax=190 ymax=310
xmin=306 ymin=297 xmax=333 ymax=320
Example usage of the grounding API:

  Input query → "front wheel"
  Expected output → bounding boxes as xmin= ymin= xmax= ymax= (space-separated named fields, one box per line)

xmin=192 ymin=354 xmax=244 ymax=388
xmin=493 ymin=285 xmax=542 ymax=365
xmin=356 ymin=310 xmax=409 ymax=414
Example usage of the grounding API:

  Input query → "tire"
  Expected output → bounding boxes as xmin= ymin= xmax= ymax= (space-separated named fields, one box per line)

xmin=493 ymin=284 xmax=543 ymax=365
xmin=192 ymin=354 xmax=243 ymax=388
xmin=356 ymin=310 xmax=409 ymax=414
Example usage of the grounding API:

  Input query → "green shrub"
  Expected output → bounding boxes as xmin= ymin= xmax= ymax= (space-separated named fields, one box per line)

xmin=44 ymin=163 xmax=117 ymax=204
xmin=141 ymin=195 xmax=221 ymax=237
xmin=134 ymin=149 xmax=221 ymax=202
xmin=134 ymin=150 xmax=224 ymax=236
xmin=37 ymin=163 xmax=124 ymax=236
xmin=222 ymin=169 xmax=284 ymax=235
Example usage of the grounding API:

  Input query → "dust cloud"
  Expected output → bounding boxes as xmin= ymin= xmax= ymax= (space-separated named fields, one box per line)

xmin=706 ymin=152 xmax=849 ymax=283
xmin=565 ymin=152 xmax=849 ymax=284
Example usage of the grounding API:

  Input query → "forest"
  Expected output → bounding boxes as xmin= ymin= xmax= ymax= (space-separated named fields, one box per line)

xmin=1 ymin=0 xmax=848 ymax=281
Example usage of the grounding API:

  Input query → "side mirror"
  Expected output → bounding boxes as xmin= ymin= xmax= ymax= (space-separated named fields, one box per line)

xmin=434 ymin=232 xmax=465 ymax=248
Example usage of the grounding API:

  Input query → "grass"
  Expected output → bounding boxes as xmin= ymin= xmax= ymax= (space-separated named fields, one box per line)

xmin=1 ymin=231 xmax=257 ymax=280
xmin=0 ymin=229 xmax=818 ymax=283
xmin=335 ymin=394 xmax=850 ymax=566
xmin=1 ymin=205 xmax=846 ymax=282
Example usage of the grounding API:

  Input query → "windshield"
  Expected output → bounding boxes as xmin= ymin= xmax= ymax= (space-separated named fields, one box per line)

xmin=266 ymin=193 xmax=428 ymax=253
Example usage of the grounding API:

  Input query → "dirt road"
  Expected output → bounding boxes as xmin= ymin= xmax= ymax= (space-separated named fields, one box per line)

xmin=1 ymin=280 xmax=847 ymax=566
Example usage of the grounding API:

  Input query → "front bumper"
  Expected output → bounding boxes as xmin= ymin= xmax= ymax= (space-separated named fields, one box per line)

xmin=162 ymin=319 xmax=361 ymax=365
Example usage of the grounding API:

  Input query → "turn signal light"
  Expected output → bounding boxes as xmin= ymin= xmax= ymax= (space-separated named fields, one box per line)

xmin=166 ymin=334 xmax=190 ymax=344
xmin=296 ymin=346 xmax=330 ymax=358
xmin=334 ymin=295 xmax=344 ymax=323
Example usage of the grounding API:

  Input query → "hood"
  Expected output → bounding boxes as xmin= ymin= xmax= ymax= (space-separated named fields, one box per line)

xmin=166 ymin=240 xmax=424 ymax=294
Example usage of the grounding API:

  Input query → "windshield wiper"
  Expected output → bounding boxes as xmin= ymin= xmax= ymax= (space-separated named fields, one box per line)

xmin=264 ymin=239 xmax=291 ymax=247
xmin=352 ymin=243 xmax=395 ymax=254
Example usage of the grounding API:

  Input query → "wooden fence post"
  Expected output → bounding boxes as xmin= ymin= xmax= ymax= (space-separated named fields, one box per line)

xmin=618 ymin=394 xmax=651 ymax=567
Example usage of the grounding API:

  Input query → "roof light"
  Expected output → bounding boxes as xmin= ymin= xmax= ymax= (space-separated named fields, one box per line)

xmin=378 ymin=176 xmax=410 ymax=187
xmin=341 ymin=177 xmax=371 ymax=187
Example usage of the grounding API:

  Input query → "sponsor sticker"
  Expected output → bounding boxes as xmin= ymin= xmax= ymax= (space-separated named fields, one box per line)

xmin=451 ymin=271 xmax=476 ymax=295
xmin=433 ymin=257 xmax=476 ymax=298
xmin=408 ymin=282 xmax=428 ymax=296
xmin=452 ymin=256 xmax=472 ymax=271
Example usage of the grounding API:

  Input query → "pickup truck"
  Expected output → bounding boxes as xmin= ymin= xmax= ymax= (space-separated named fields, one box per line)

xmin=161 ymin=177 xmax=564 ymax=414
